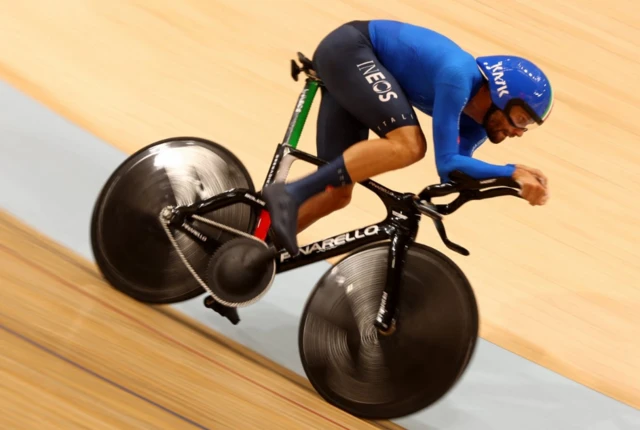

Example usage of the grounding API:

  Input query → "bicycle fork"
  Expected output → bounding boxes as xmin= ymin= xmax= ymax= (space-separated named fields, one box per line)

xmin=374 ymin=227 xmax=413 ymax=334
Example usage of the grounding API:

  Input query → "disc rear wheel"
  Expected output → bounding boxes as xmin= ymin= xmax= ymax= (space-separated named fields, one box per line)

xmin=90 ymin=136 xmax=258 ymax=303
xmin=298 ymin=242 xmax=478 ymax=419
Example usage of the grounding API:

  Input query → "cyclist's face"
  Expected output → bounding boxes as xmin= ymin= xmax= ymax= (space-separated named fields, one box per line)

xmin=485 ymin=106 xmax=533 ymax=143
xmin=508 ymin=105 xmax=537 ymax=129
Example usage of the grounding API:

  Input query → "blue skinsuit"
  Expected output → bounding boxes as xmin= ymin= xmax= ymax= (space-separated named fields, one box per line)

xmin=369 ymin=20 xmax=516 ymax=181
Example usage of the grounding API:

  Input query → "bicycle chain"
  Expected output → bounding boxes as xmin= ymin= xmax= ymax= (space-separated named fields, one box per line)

xmin=159 ymin=207 xmax=274 ymax=308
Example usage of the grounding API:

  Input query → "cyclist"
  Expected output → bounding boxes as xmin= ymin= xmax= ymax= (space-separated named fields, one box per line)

xmin=262 ymin=19 xmax=554 ymax=256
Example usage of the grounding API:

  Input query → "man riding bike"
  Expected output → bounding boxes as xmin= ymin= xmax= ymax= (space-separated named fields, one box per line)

xmin=262 ymin=19 xmax=554 ymax=256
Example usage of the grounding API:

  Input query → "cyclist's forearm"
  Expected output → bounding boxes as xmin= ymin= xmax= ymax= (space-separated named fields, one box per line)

xmin=436 ymin=154 xmax=515 ymax=181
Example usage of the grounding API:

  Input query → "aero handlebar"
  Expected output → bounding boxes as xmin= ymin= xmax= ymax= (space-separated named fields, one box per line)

xmin=414 ymin=170 xmax=522 ymax=255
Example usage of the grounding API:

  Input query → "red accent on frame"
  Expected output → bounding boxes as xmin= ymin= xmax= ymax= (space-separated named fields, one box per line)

xmin=254 ymin=210 xmax=271 ymax=240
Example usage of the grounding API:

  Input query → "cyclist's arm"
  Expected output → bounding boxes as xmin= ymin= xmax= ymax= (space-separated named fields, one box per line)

xmin=458 ymin=115 xmax=487 ymax=157
xmin=431 ymin=77 xmax=515 ymax=182
xmin=458 ymin=136 xmax=485 ymax=157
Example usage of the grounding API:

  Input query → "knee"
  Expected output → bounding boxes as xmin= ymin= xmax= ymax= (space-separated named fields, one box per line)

xmin=387 ymin=126 xmax=427 ymax=166
xmin=329 ymin=185 xmax=354 ymax=210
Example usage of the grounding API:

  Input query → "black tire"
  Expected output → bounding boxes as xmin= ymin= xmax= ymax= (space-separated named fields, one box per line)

xmin=90 ymin=136 xmax=258 ymax=304
xmin=298 ymin=241 xmax=478 ymax=419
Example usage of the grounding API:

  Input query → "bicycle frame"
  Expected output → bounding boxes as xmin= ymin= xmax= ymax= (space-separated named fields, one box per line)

xmin=171 ymin=137 xmax=423 ymax=275
xmin=168 ymin=70 xmax=421 ymax=329
xmin=168 ymin=54 xmax=522 ymax=331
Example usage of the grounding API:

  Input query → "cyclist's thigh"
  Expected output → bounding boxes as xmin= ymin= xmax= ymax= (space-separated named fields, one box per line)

xmin=316 ymin=87 xmax=369 ymax=161
xmin=313 ymin=21 xmax=420 ymax=138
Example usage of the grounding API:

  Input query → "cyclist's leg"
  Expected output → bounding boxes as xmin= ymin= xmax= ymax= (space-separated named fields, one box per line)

xmin=296 ymin=86 xmax=366 ymax=232
xmin=297 ymin=185 xmax=354 ymax=232
xmin=315 ymin=21 xmax=425 ymax=182
xmin=263 ymin=21 xmax=425 ymax=254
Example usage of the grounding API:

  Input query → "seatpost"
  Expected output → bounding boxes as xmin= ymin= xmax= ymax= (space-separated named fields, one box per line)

xmin=282 ymin=78 xmax=320 ymax=149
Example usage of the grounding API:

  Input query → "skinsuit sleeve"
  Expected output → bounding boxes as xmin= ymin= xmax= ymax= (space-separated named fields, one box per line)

xmin=458 ymin=114 xmax=486 ymax=157
xmin=430 ymin=65 xmax=516 ymax=182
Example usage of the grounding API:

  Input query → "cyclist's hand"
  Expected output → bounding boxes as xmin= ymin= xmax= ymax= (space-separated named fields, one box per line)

xmin=517 ymin=164 xmax=548 ymax=187
xmin=512 ymin=165 xmax=549 ymax=206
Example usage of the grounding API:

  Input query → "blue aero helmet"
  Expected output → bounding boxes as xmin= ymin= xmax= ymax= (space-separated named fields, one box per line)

xmin=476 ymin=55 xmax=554 ymax=131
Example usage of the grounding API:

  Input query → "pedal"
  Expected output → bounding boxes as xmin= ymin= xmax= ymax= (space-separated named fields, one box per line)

xmin=204 ymin=296 xmax=240 ymax=325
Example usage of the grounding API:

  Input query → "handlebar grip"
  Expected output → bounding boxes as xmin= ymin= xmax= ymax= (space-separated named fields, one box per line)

xmin=419 ymin=173 xmax=521 ymax=201
xmin=496 ymin=177 xmax=521 ymax=190
xmin=478 ymin=187 xmax=522 ymax=200
xmin=472 ymin=176 xmax=521 ymax=190
xmin=448 ymin=170 xmax=521 ymax=189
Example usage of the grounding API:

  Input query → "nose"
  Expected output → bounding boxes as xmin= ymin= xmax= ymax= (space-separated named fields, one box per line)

xmin=511 ymin=128 xmax=525 ymax=138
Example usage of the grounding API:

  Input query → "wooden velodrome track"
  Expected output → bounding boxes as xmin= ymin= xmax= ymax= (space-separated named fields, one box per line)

xmin=1 ymin=0 xmax=638 ymax=427
xmin=0 ymin=211 xmax=402 ymax=429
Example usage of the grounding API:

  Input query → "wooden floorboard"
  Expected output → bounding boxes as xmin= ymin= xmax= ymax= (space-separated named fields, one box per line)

xmin=0 ymin=210 xmax=403 ymax=429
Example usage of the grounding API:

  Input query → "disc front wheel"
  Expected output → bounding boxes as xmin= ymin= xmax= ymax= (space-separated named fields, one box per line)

xmin=298 ymin=242 xmax=478 ymax=419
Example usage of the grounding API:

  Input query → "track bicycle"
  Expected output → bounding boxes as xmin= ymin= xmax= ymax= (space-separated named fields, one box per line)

xmin=90 ymin=52 xmax=523 ymax=419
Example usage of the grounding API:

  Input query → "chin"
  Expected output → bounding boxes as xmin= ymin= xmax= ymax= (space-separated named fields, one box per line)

xmin=487 ymin=132 xmax=506 ymax=144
